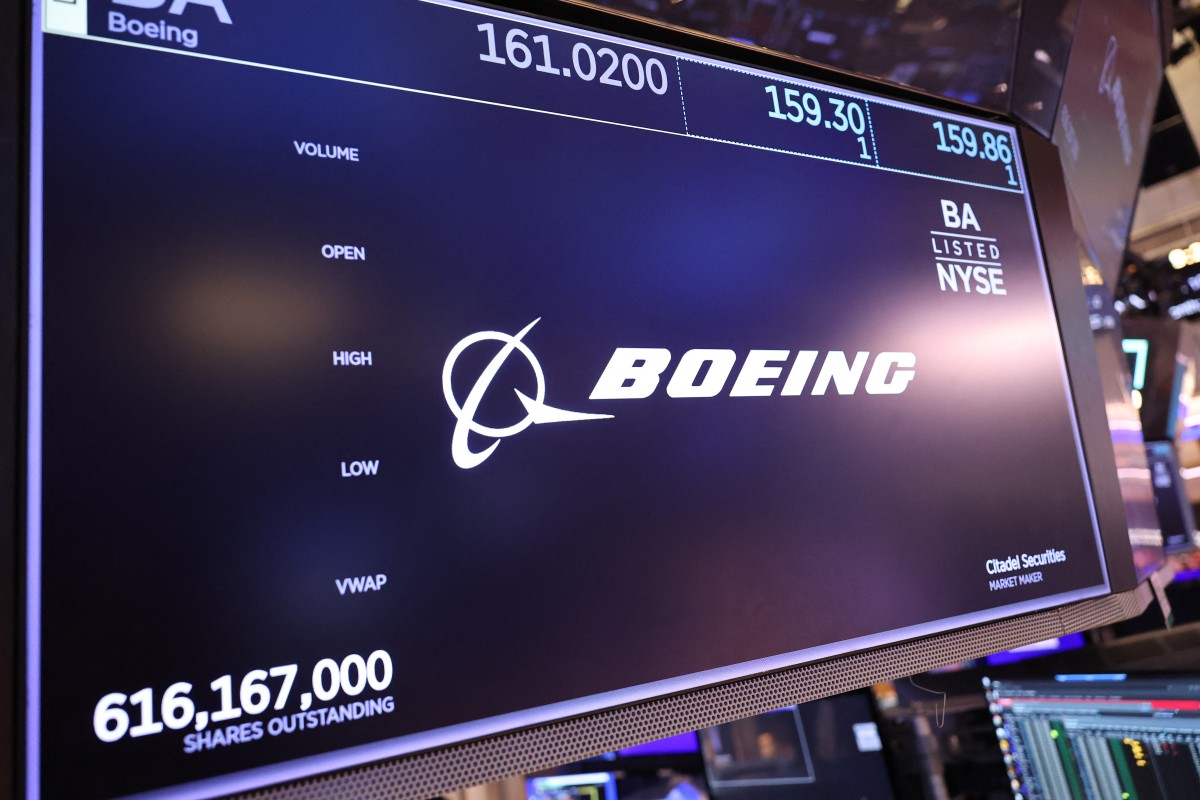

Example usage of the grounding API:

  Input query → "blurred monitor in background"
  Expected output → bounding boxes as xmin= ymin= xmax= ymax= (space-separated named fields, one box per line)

xmin=1120 ymin=319 xmax=1196 ymax=555
xmin=528 ymin=773 xmax=620 ymax=800
xmin=699 ymin=692 xmax=894 ymax=800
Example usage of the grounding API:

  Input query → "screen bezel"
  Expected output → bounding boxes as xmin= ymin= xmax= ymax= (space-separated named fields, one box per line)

xmin=12 ymin=1 xmax=1146 ymax=798
xmin=3 ymin=0 xmax=27 ymax=797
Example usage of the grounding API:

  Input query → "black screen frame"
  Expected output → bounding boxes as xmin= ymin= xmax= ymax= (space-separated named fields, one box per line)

xmin=3 ymin=1 xmax=29 ymax=798
xmin=1021 ymin=124 xmax=1140 ymax=593
xmin=8 ymin=1 xmax=1152 ymax=798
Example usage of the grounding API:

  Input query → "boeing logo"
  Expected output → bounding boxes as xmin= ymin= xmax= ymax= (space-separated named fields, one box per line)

xmin=442 ymin=319 xmax=613 ymax=469
xmin=109 ymin=0 xmax=231 ymax=48
xmin=113 ymin=0 xmax=233 ymax=23
xmin=443 ymin=320 xmax=917 ymax=469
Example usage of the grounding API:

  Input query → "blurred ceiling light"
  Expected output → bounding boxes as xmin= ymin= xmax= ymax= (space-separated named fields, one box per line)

xmin=1169 ymin=242 xmax=1200 ymax=268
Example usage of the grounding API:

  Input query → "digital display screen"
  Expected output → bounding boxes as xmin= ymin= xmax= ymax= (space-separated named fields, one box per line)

xmin=986 ymin=674 xmax=1200 ymax=800
xmin=702 ymin=707 xmax=817 ymax=789
xmin=28 ymin=1 xmax=1110 ymax=797
xmin=528 ymin=773 xmax=620 ymax=800
xmin=699 ymin=695 xmax=894 ymax=800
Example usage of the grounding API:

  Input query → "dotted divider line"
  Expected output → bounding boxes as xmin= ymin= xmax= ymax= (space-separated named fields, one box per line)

xmin=675 ymin=57 xmax=689 ymax=135
xmin=865 ymin=100 xmax=879 ymax=165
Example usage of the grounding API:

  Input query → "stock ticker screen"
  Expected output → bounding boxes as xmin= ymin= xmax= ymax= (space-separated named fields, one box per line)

xmin=30 ymin=0 xmax=1111 ymax=797
xmin=987 ymin=675 xmax=1200 ymax=799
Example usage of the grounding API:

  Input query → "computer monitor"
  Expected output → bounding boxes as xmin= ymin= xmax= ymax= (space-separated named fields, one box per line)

xmin=985 ymin=673 xmax=1200 ymax=799
xmin=1121 ymin=320 xmax=1187 ymax=443
xmin=702 ymin=707 xmax=817 ymax=789
xmin=699 ymin=692 xmax=894 ymax=800
xmin=8 ymin=0 xmax=1150 ymax=797
xmin=529 ymin=772 xmax=620 ymax=800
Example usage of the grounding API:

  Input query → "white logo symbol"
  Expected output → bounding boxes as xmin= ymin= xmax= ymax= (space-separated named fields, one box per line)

xmin=442 ymin=319 xmax=612 ymax=469
xmin=113 ymin=0 xmax=233 ymax=24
